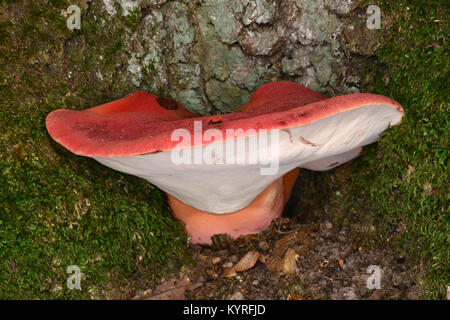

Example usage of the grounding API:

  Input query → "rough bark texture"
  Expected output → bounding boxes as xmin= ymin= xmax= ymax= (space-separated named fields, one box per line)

xmin=56 ymin=0 xmax=379 ymax=114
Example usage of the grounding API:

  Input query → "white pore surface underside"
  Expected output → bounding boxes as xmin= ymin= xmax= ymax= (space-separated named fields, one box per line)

xmin=95 ymin=105 xmax=402 ymax=214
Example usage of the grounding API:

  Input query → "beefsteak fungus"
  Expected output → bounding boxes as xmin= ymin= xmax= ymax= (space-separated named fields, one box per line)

xmin=46 ymin=81 xmax=404 ymax=244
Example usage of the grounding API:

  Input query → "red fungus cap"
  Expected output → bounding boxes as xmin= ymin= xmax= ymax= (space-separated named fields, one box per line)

xmin=46 ymin=81 xmax=402 ymax=158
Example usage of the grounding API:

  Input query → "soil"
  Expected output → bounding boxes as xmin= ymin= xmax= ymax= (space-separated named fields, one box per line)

xmin=131 ymin=169 xmax=423 ymax=300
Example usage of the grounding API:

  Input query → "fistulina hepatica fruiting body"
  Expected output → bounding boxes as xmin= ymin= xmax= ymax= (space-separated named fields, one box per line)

xmin=46 ymin=81 xmax=404 ymax=244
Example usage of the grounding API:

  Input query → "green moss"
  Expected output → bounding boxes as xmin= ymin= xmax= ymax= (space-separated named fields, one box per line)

xmin=123 ymin=7 xmax=141 ymax=32
xmin=1 ymin=0 xmax=448 ymax=300
xmin=0 ymin=1 xmax=188 ymax=299
xmin=331 ymin=0 xmax=449 ymax=299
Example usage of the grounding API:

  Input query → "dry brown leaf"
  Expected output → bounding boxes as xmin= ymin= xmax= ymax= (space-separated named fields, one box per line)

xmin=210 ymin=233 xmax=233 ymax=250
xmin=232 ymin=251 xmax=260 ymax=272
xmin=337 ymin=257 xmax=344 ymax=270
xmin=258 ymin=254 xmax=266 ymax=264
xmin=211 ymin=257 xmax=221 ymax=265
xmin=266 ymin=248 xmax=299 ymax=274
xmin=197 ymin=254 xmax=209 ymax=264
xmin=132 ymin=276 xmax=202 ymax=300
xmin=274 ymin=225 xmax=314 ymax=251
xmin=198 ymin=254 xmax=221 ymax=266
xmin=206 ymin=268 xmax=219 ymax=279
xmin=221 ymin=251 xmax=261 ymax=278
xmin=266 ymin=251 xmax=284 ymax=272
xmin=221 ymin=267 xmax=238 ymax=278
xmin=282 ymin=249 xmax=299 ymax=275
xmin=266 ymin=226 xmax=314 ymax=274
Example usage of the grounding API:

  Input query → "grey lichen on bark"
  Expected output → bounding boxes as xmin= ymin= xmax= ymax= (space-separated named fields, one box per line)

xmin=87 ymin=0 xmax=379 ymax=115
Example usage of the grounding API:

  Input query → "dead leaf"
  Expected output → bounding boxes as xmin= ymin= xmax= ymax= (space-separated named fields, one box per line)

xmin=266 ymin=226 xmax=314 ymax=274
xmin=221 ymin=251 xmax=261 ymax=278
xmin=197 ymin=254 xmax=221 ymax=265
xmin=258 ymin=254 xmax=265 ymax=264
xmin=206 ymin=268 xmax=219 ymax=279
xmin=267 ymin=248 xmax=299 ymax=274
xmin=337 ymin=257 xmax=344 ymax=270
xmin=210 ymin=233 xmax=233 ymax=250
xmin=282 ymin=249 xmax=299 ymax=274
xmin=197 ymin=254 xmax=209 ymax=264
xmin=132 ymin=276 xmax=202 ymax=300
xmin=211 ymin=257 xmax=221 ymax=265
xmin=222 ymin=267 xmax=238 ymax=278
xmin=288 ymin=293 xmax=301 ymax=300
xmin=275 ymin=225 xmax=314 ymax=251
xmin=231 ymin=251 xmax=261 ymax=272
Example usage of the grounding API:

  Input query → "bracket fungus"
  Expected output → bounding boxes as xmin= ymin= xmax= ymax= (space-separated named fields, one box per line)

xmin=46 ymin=81 xmax=403 ymax=244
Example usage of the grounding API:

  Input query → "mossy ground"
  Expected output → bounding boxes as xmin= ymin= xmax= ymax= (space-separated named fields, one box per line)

xmin=0 ymin=1 xmax=189 ymax=299
xmin=328 ymin=0 xmax=449 ymax=299
xmin=0 ymin=0 xmax=448 ymax=299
